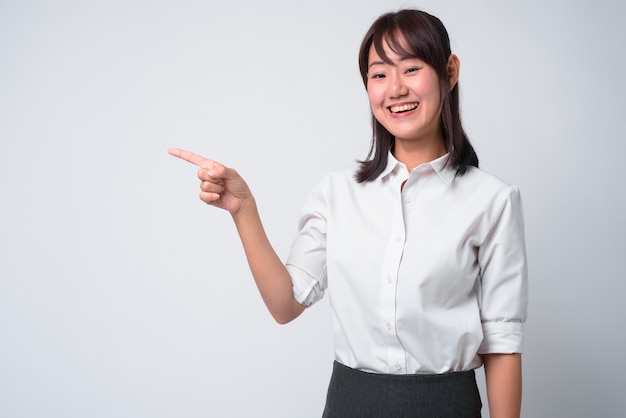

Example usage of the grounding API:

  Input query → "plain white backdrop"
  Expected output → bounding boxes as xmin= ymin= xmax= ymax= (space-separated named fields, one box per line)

xmin=1 ymin=0 xmax=625 ymax=417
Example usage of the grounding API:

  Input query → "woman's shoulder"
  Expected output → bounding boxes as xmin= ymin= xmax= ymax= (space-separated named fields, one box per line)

xmin=461 ymin=166 xmax=518 ymax=189
xmin=314 ymin=164 xmax=362 ymax=188
xmin=456 ymin=166 xmax=522 ymax=205
xmin=300 ymin=165 xmax=363 ymax=207
xmin=298 ymin=165 xmax=360 ymax=212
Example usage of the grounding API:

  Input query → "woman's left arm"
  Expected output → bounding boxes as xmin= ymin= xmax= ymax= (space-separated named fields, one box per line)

xmin=482 ymin=353 xmax=522 ymax=418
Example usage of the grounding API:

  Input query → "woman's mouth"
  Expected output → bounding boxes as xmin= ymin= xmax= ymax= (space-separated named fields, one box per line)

xmin=389 ymin=103 xmax=419 ymax=114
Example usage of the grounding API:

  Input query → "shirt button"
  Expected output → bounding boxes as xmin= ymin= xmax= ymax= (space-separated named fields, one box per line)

xmin=386 ymin=276 xmax=392 ymax=284
xmin=395 ymin=362 xmax=402 ymax=371
xmin=404 ymin=198 xmax=411 ymax=204
xmin=385 ymin=322 xmax=392 ymax=331
xmin=395 ymin=237 xmax=402 ymax=243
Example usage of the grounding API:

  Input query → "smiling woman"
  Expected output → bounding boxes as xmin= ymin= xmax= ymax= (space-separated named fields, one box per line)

xmin=356 ymin=9 xmax=478 ymax=182
xmin=366 ymin=46 xmax=449 ymax=168
xmin=170 ymin=8 xmax=527 ymax=418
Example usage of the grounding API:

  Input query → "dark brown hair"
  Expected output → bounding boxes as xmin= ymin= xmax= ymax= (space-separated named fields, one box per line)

xmin=355 ymin=9 xmax=478 ymax=182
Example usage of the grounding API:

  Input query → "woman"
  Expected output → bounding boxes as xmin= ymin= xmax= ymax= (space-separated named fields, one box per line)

xmin=169 ymin=9 xmax=528 ymax=418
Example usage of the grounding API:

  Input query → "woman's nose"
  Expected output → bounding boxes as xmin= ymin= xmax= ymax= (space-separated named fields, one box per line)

xmin=389 ymin=75 xmax=408 ymax=97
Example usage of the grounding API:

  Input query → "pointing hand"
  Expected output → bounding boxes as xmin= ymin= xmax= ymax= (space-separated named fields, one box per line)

xmin=168 ymin=148 xmax=252 ymax=214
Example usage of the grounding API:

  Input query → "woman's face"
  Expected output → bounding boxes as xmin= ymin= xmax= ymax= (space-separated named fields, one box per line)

xmin=366 ymin=41 xmax=443 ymax=146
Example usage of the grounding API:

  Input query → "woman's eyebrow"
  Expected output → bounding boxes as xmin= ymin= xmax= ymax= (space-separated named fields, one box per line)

xmin=369 ymin=56 xmax=418 ymax=69
xmin=368 ymin=60 xmax=386 ymax=69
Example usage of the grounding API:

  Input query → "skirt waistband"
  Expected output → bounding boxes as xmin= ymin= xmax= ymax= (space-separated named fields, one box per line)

xmin=322 ymin=361 xmax=482 ymax=418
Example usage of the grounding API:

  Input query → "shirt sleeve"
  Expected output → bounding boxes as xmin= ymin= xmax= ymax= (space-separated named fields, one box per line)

xmin=477 ymin=185 xmax=529 ymax=354
xmin=285 ymin=176 xmax=329 ymax=307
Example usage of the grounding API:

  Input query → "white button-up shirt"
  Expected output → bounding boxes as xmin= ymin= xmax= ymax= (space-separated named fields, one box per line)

xmin=286 ymin=153 xmax=528 ymax=374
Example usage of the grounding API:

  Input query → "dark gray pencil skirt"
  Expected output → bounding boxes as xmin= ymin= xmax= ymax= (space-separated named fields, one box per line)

xmin=322 ymin=361 xmax=482 ymax=418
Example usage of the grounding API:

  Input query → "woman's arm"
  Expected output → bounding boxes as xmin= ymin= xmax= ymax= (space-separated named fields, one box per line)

xmin=168 ymin=148 xmax=305 ymax=324
xmin=482 ymin=353 xmax=522 ymax=418
xmin=230 ymin=197 xmax=306 ymax=323
xmin=477 ymin=185 xmax=527 ymax=417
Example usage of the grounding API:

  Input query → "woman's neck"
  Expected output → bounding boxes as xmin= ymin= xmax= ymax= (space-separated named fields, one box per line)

xmin=392 ymin=137 xmax=447 ymax=172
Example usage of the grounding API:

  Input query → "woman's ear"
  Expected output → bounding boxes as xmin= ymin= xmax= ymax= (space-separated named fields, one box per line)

xmin=447 ymin=54 xmax=460 ymax=90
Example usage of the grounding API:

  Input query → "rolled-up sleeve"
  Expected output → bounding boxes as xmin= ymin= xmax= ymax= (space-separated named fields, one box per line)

xmin=477 ymin=186 xmax=528 ymax=354
xmin=285 ymin=177 xmax=329 ymax=307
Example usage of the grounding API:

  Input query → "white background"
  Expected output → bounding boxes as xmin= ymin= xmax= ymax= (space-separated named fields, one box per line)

xmin=1 ymin=0 xmax=625 ymax=417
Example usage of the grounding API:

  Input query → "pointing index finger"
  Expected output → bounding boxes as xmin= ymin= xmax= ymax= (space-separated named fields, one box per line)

xmin=168 ymin=148 xmax=216 ymax=169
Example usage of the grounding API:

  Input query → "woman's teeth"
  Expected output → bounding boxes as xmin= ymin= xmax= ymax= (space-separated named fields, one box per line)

xmin=390 ymin=103 xmax=418 ymax=114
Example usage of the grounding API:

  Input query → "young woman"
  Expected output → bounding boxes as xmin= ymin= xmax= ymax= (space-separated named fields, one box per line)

xmin=169 ymin=9 xmax=528 ymax=418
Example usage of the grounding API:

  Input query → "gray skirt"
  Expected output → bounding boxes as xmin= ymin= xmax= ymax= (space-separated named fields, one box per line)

xmin=322 ymin=361 xmax=482 ymax=418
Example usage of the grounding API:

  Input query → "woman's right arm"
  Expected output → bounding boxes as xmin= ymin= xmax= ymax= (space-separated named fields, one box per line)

xmin=168 ymin=148 xmax=306 ymax=324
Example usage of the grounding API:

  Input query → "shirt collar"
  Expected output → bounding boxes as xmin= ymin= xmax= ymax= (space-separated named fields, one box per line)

xmin=380 ymin=151 xmax=456 ymax=185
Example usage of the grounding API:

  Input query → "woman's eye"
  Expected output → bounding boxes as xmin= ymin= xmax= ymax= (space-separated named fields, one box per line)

xmin=406 ymin=67 xmax=421 ymax=74
xmin=370 ymin=73 xmax=385 ymax=79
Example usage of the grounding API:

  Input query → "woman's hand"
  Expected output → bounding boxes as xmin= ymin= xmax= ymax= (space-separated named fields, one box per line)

xmin=168 ymin=147 xmax=305 ymax=324
xmin=168 ymin=148 xmax=252 ymax=214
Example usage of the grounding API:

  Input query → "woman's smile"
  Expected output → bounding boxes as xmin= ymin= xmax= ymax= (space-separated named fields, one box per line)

xmin=389 ymin=102 xmax=419 ymax=115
